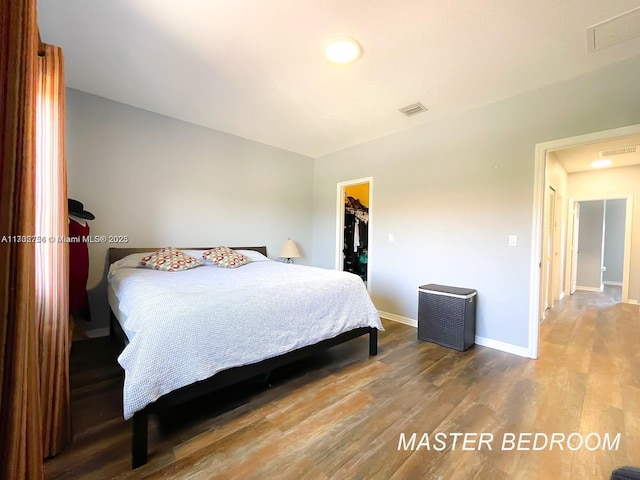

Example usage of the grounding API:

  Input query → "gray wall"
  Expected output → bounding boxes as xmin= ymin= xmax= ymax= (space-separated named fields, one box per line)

xmin=576 ymin=200 xmax=604 ymax=290
xmin=313 ymin=54 xmax=640 ymax=350
xmin=66 ymin=89 xmax=314 ymax=332
xmin=603 ymin=199 xmax=626 ymax=284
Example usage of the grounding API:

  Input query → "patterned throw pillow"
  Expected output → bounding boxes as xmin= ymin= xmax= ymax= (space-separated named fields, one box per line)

xmin=139 ymin=247 xmax=203 ymax=272
xmin=202 ymin=246 xmax=250 ymax=268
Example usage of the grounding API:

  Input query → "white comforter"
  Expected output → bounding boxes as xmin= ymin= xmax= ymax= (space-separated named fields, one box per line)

xmin=108 ymin=251 xmax=382 ymax=419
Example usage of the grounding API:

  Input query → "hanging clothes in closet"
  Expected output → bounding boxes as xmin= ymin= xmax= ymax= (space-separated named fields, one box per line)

xmin=344 ymin=195 xmax=369 ymax=281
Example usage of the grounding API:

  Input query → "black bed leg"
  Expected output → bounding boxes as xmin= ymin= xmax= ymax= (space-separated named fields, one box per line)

xmin=369 ymin=328 xmax=378 ymax=356
xmin=132 ymin=411 xmax=148 ymax=469
xmin=109 ymin=311 xmax=118 ymax=342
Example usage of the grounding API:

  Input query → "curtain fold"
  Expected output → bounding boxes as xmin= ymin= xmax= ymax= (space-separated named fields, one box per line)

xmin=35 ymin=44 xmax=72 ymax=458
xmin=1 ymin=2 xmax=71 ymax=477
xmin=0 ymin=0 xmax=44 ymax=478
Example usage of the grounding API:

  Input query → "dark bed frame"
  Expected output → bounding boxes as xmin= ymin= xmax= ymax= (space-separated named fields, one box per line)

xmin=107 ymin=246 xmax=378 ymax=469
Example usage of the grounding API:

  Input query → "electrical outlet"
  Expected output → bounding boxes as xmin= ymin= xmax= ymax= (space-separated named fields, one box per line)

xmin=508 ymin=235 xmax=517 ymax=247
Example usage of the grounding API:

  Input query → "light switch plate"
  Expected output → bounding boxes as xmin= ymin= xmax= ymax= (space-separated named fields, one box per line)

xmin=508 ymin=235 xmax=518 ymax=247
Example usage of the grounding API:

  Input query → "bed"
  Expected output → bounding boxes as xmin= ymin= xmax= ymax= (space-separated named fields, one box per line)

xmin=107 ymin=246 xmax=382 ymax=468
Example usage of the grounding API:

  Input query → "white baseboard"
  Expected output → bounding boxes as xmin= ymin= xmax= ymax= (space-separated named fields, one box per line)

xmin=86 ymin=327 xmax=109 ymax=338
xmin=576 ymin=285 xmax=604 ymax=292
xmin=379 ymin=310 xmax=530 ymax=358
xmin=378 ymin=311 xmax=417 ymax=328
xmin=628 ymin=299 xmax=639 ymax=305
xmin=603 ymin=281 xmax=623 ymax=286
xmin=474 ymin=336 xmax=530 ymax=358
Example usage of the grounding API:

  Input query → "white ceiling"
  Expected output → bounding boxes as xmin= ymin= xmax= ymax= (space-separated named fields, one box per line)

xmin=38 ymin=0 xmax=640 ymax=158
xmin=555 ymin=133 xmax=640 ymax=173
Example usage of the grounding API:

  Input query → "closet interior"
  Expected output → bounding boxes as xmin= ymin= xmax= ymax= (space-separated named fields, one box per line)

xmin=343 ymin=185 xmax=369 ymax=282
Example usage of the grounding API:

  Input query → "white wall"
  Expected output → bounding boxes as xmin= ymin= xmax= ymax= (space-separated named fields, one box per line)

xmin=568 ymin=164 xmax=640 ymax=301
xmin=313 ymin=54 xmax=640 ymax=350
xmin=603 ymin=199 xmax=626 ymax=284
xmin=576 ymin=200 xmax=604 ymax=290
xmin=66 ymin=89 xmax=314 ymax=331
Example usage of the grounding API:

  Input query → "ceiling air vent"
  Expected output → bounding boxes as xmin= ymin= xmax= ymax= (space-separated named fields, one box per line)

xmin=399 ymin=102 xmax=428 ymax=117
xmin=599 ymin=145 xmax=637 ymax=157
xmin=587 ymin=6 xmax=640 ymax=52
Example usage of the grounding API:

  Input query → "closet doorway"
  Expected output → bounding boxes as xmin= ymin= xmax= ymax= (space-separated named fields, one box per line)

xmin=336 ymin=177 xmax=372 ymax=290
xmin=567 ymin=196 xmax=631 ymax=300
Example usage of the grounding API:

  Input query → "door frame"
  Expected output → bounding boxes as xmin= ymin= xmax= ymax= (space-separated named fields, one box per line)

xmin=335 ymin=177 xmax=373 ymax=293
xmin=528 ymin=123 xmax=640 ymax=359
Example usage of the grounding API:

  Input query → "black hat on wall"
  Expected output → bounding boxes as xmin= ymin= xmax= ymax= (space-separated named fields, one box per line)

xmin=68 ymin=198 xmax=95 ymax=220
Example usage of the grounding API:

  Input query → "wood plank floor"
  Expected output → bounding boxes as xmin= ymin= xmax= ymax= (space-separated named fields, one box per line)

xmin=45 ymin=289 xmax=640 ymax=479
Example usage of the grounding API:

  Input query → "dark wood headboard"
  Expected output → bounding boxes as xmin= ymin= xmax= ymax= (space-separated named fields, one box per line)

xmin=108 ymin=246 xmax=268 ymax=264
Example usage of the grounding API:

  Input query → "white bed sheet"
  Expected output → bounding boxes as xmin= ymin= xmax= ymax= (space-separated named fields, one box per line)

xmin=108 ymin=251 xmax=382 ymax=419
xmin=107 ymin=283 xmax=136 ymax=342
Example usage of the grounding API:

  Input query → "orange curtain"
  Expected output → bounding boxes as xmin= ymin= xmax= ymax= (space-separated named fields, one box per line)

xmin=1 ymin=1 xmax=71 ymax=477
xmin=0 ymin=0 xmax=44 ymax=478
xmin=35 ymin=44 xmax=72 ymax=458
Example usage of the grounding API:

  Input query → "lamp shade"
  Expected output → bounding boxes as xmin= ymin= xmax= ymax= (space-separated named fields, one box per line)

xmin=279 ymin=238 xmax=301 ymax=259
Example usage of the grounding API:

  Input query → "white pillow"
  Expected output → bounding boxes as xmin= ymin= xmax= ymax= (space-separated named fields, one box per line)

xmin=112 ymin=252 xmax=152 ymax=269
xmin=235 ymin=249 xmax=271 ymax=262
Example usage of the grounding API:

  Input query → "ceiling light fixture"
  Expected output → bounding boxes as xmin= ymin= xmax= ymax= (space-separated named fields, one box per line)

xmin=325 ymin=37 xmax=362 ymax=64
xmin=591 ymin=159 xmax=612 ymax=168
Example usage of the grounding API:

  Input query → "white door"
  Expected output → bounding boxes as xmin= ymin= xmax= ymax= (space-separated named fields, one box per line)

xmin=544 ymin=186 xmax=556 ymax=310
xmin=570 ymin=202 xmax=580 ymax=295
